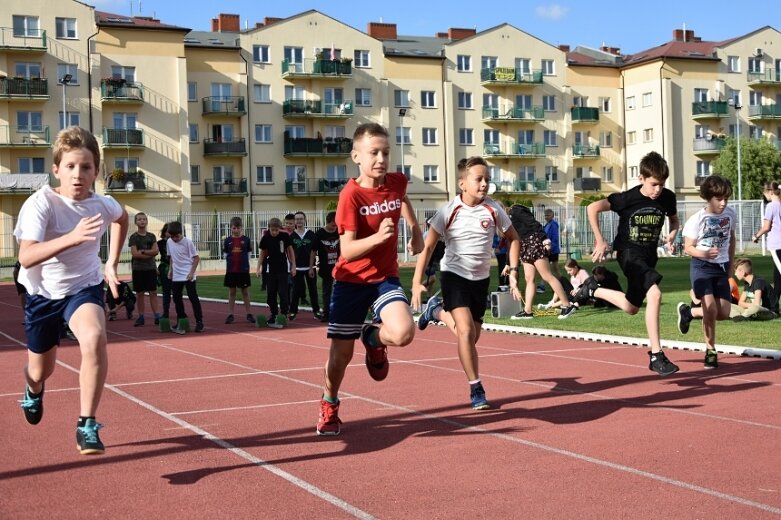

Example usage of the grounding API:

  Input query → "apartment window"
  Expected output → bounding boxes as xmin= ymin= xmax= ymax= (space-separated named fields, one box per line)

xmin=542 ymin=95 xmax=556 ymax=111
xmin=422 ymin=128 xmax=438 ymax=145
xmin=12 ymin=15 xmax=39 ymax=37
xmin=283 ymin=47 xmax=303 ymax=71
xmin=729 ymin=89 xmax=742 ymax=106
xmin=749 ymin=91 xmax=761 ymax=106
xmin=694 ymin=125 xmax=708 ymax=139
xmin=212 ymin=165 xmax=234 ymax=184
xmin=395 ymin=165 xmax=412 ymax=180
xmin=516 ymin=58 xmax=532 ymax=74
xmin=574 ymin=167 xmax=586 ymax=179
xmin=600 ymin=131 xmax=613 ymax=147
xmin=58 ymin=112 xmax=79 ymax=130
xmin=572 ymin=96 xmax=586 ymax=108
xmin=627 ymin=131 xmax=636 ymax=145
xmin=255 ymin=124 xmax=272 ymax=143
xmin=355 ymin=88 xmax=372 ymax=106
xmin=190 ymin=165 xmax=200 ymax=184
xmin=114 ymin=157 xmax=139 ymax=173
xmin=643 ymin=128 xmax=654 ymax=142
xmin=457 ymin=91 xmax=473 ymax=109
xmin=254 ymin=84 xmax=271 ymax=103
xmin=626 ymin=96 xmax=636 ymax=110
xmin=256 ymin=165 xmax=273 ymax=184
xmin=629 ymin=166 xmax=638 ymax=179
xmin=484 ymin=129 xmax=500 ymax=145
xmin=517 ymin=129 xmax=534 ymax=145
xmin=15 ymin=62 xmax=41 ymax=78
xmin=728 ymin=56 xmax=740 ymax=73
xmin=481 ymin=56 xmax=497 ymax=70
xmin=285 ymin=125 xmax=304 ymax=138
xmin=286 ymin=165 xmax=306 ymax=189
xmin=423 ymin=165 xmax=439 ymax=183
xmin=694 ymin=88 xmax=708 ymax=102
xmin=253 ymin=45 xmax=270 ymax=63
xmin=642 ymin=92 xmax=652 ymax=107
xmin=284 ymin=85 xmax=304 ymax=102
xmin=483 ymin=94 xmax=499 ymax=114
xmin=396 ymin=127 xmax=411 ymax=145
xmin=696 ymin=160 xmax=710 ymax=177
xmin=543 ymin=130 xmax=557 ymax=146
xmin=19 ymin=157 xmax=45 ymax=173
xmin=518 ymin=166 xmax=535 ymax=182
xmin=600 ymin=97 xmax=611 ymax=112
xmin=188 ymin=124 xmax=199 ymax=143
xmin=602 ymin=166 xmax=613 ymax=183
xmin=748 ymin=57 xmax=762 ymax=74
xmin=111 ymin=66 xmax=136 ymax=83
xmin=457 ymin=55 xmax=472 ymax=72
xmin=421 ymin=91 xmax=436 ymax=108
xmin=324 ymin=126 xmax=345 ymax=139
xmin=394 ymin=90 xmax=410 ymax=107
xmin=541 ymin=59 xmax=555 ymax=75
xmin=188 ymin=82 xmax=197 ymax=102
xmin=55 ymin=17 xmax=77 ymax=39
xmin=56 ymin=64 xmax=79 ymax=85
xmin=459 ymin=128 xmax=474 ymax=145
xmin=749 ymin=125 xmax=763 ymax=139
xmin=354 ymin=50 xmax=370 ymax=68
xmin=17 ymin=111 xmax=43 ymax=132
xmin=113 ymin=113 xmax=137 ymax=129
xmin=327 ymin=165 xmax=347 ymax=180
xmin=545 ymin=166 xmax=558 ymax=183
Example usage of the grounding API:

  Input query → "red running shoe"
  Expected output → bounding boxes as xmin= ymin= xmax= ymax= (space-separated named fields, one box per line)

xmin=316 ymin=398 xmax=341 ymax=436
xmin=361 ymin=324 xmax=388 ymax=381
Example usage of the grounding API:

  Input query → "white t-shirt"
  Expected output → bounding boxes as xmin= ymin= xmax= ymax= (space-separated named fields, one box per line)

xmin=167 ymin=236 xmax=198 ymax=282
xmin=682 ymin=206 xmax=737 ymax=264
xmin=430 ymin=196 xmax=511 ymax=281
xmin=13 ymin=186 xmax=123 ymax=299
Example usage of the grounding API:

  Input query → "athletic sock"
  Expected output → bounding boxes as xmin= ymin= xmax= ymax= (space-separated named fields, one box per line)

xmin=468 ymin=379 xmax=481 ymax=389
xmin=322 ymin=394 xmax=338 ymax=404
xmin=26 ymin=386 xmax=42 ymax=398
xmin=77 ymin=416 xmax=95 ymax=427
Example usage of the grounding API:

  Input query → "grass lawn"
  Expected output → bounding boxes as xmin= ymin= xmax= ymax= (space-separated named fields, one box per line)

xmin=193 ymin=255 xmax=781 ymax=351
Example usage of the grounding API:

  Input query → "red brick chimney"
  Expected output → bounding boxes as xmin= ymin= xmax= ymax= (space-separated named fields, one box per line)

xmin=599 ymin=45 xmax=621 ymax=56
xmin=264 ymin=17 xmax=282 ymax=26
xmin=368 ymin=22 xmax=397 ymax=40
xmin=673 ymin=28 xmax=696 ymax=42
xmin=558 ymin=44 xmax=571 ymax=53
xmin=436 ymin=31 xmax=449 ymax=39
xmin=448 ymin=27 xmax=476 ymax=40
xmin=211 ymin=13 xmax=240 ymax=33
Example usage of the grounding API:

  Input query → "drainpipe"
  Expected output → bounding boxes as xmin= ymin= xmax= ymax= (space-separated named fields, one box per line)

xmin=240 ymin=48 xmax=253 ymax=214
xmin=86 ymin=25 xmax=100 ymax=133
xmin=619 ymin=68 xmax=627 ymax=192
xmin=659 ymin=57 xmax=666 ymax=159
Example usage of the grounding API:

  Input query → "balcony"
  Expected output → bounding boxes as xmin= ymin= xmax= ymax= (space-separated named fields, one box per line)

xmin=0 ymin=77 xmax=49 ymax=99
xmin=0 ymin=28 xmax=47 ymax=52
xmin=480 ymin=67 xmax=543 ymax=86
xmin=517 ymin=142 xmax=546 ymax=157
xmin=282 ymin=99 xmax=354 ymax=119
xmin=748 ymin=104 xmax=781 ymax=120
xmin=0 ymin=173 xmax=51 ymax=193
xmin=285 ymin=177 xmax=349 ymax=196
xmin=691 ymin=100 xmax=728 ymax=119
xmin=105 ymin=171 xmax=147 ymax=192
xmin=692 ymin=136 xmax=726 ymax=155
xmin=204 ymin=178 xmax=248 ymax=196
xmin=572 ymin=145 xmax=601 ymax=158
xmin=281 ymin=58 xmax=352 ymax=79
xmin=483 ymin=142 xmax=546 ymax=159
xmin=202 ymin=96 xmax=246 ymax=117
xmin=482 ymin=105 xmax=545 ymax=122
xmin=203 ymin=138 xmax=247 ymax=156
xmin=573 ymin=178 xmax=602 ymax=191
xmin=100 ymin=79 xmax=144 ymax=103
xmin=747 ymin=70 xmax=781 ymax=85
xmin=102 ymin=128 xmax=145 ymax=148
xmin=570 ymin=106 xmax=599 ymax=123
xmin=0 ymin=125 xmax=51 ymax=147
xmin=496 ymin=179 xmax=549 ymax=193
xmin=283 ymin=135 xmax=352 ymax=157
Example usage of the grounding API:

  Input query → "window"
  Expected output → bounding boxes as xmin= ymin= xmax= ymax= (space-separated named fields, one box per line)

xmin=211 ymin=124 xmax=234 ymax=143
xmin=324 ymin=126 xmax=345 ymax=139
xmin=516 ymin=94 xmax=532 ymax=110
xmin=255 ymin=124 xmax=272 ymax=143
xmin=541 ymin=59 xmax=555 ymax=75
xmin=212 ymin=165 xmax=234 ymax=184
xmin=396 ymin=127 xmax=411 ymax=145
xmin=17 ymin=111 xmax=42 ymax=132
xmin=694 ymin=125 xmax=708 ymax=139
xmin=694 ymin=88 xmax=708 ymax=102
xmin=600 ymin=97 xmax=611 ymax=113
xmin=57 ymin=64 xmax=79 ymax=85
xmin=422 ymin=128 xmax=438 ymax=145
xmin=12 ymin=15 xmax=39 ymax=37
xmin=574 ymin=167 xmax=586 ymax=179
xmin=600 ymin=131 xmax=612 ymax=147
xmin=395 ymin=165 xmax=411 ymax=179
xmin=190 ymin=165 xmax=200 ymax=184
xmin=543 ymin=130 xmax=557 ymax=146
xmin=284 ymin=85 xmax=305 ymax=101
xmin=114 ymin=157 xmax=139 ymax=173
xmin=19 ymin=157 xmax=45 ymax=173
xmin=111 ymin=66 xmax=136 ymax=83
xmin=457 ymin=91 xmax=473 ymax=109
xmin=749 ymin=91 xmax=761 ymax=106
xmin=354 ymin=50 xmax=370 ymax=67
xmin=642 ymin=92 xmax=652 ymax=107
xmin=629 ymin=166 xmax=638 ymax=179
xmin=484 ymin=129 xmax=500 ymax=145
xmin=59 ymin=111 xmax=79 ymax=130
xmin=749 ymin=125 xmax=763 ymax=139
xmin=517 ymin=129 xmax=534 ymax=145
xmin=189 ymin=124 xmax=199 ymax=143
xmin=542 ymin=95 xmax=556 ymax=111
xmin=481 ymin=56 xmax=497 ymax=71
xmin=113 ymin=112 xmax=137 ymax=129
xmin=696 ymin=160 xmax=710 ymax=177
xmin=15 ymin=62 xmax=41 ymax=78
xmin=423 ymin=165 xmax=439 ymax=182
xmin=643 ymin=128 xmax=654 ymax=142
xmin=394 ymin=90 xmax=410 ymax=107
xmin=626 ymin=96 xmax=636 ymax=110
xmin=188 ymin=82 xmax=197 ymax=102
xmin=327 ymin=165 xmax=347 ymax=180
xmin=253 ymin=45 xmax=270 ymax=63
xmin=483 ymin=93 xmax=499 ymax=113
xmin=459 ymin=128 xmax=474 ymax=145
xmin=457 ymin=55 xmax=472 ymax=72
xmin=545 ymin=166 xmax=558 ymax=183
xmin=355 ymin=88 xmax=372 ymax=106
xmin=748 ymin=57 xmax=762 ymax=74
xmin=286 ymin=165 xmax=306 ymax=191
xmin=518 ymin=166 xmax=535 ymax=183
xmin=421 ymin=91 xmax=436 ymax=108
xmin=728 ymin=56 xmax=740 ymax=73
xmin=256 ymin=165 xmax=272 ymax=184
xmin=729 ymin=89 xmax=741 ymax=106
xmin=516 ymin=58 xmax=531 ymax=74
xmin=602 ymin=166 xmax=613 ymax=182
xmin=55 ymin=17 xmax=77 ymax=38
xmin=285 ymin=125 xmax=304 ymax=138
xmin=254 ymin=84 xmax=271 ymax=103
xmin=572 ymin=96 xmax=586 ymax=108
xmin=283 ymin=47 xmax=303 ymax=71
xmin=627 ymin=131 xmax=636 ymax=145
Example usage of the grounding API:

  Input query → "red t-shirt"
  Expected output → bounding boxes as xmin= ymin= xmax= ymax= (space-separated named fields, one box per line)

xmin=333 ymin=172 xmax=407 ymax=283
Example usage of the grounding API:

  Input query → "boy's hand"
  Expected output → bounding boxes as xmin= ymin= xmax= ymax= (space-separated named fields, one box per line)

xmin=104 ymin=263 xmax=120 ymax=299
xmin=70 ymin=214 xmax=104 ymax=246
xmin=375 ymin=218 xmax=394 ymax=244
xmin=407 ymin=231 xmax=424 ymax=256
xmin=410 ymin=282 xmax=426 ymax=312
xmin=591 ymin=239 xmax=608 ymax=263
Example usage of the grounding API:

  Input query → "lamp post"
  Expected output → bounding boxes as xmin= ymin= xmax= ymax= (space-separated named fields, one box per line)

xmin=60 ymin=74 xmax=72 ymax=129
xmin=398 ymin=108 xmax=407 ymax=174
xmin=729 ymin=97 xmax=743 ymax=250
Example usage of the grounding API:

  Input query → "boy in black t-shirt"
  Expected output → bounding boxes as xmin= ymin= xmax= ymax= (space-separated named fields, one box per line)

xmin=731 ymin=258 xmax=775 ymax=321
xmin=312 ymin=211 xmax=340 ymax=323
xmin=290 ymin=211 xmax=319 ymax=319
xmin=581 ymin=151 xmax=681 ymax=376
xmin=256 ymin=218 xmax=296 ymax=326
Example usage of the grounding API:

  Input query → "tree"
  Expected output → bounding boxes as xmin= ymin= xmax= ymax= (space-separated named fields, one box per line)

xmin=711 ymin=137 xmax=781 ymax=199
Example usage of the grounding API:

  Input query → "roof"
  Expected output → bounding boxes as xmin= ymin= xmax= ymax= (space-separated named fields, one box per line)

xmin=183 ymin=31 xmax=240 ymax=48
xmin=567 ymin=46 xmax=623 ymax=68
xmin=382 ymin=35 xmax=446 ymax=59
xmin=95 ymin=10 xmax=190 ymax=32
xmin=621 ymin=39 xmax=727 ymax=67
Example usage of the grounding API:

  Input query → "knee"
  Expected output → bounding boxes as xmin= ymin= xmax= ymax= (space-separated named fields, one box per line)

xmin=382 ymin=323 xmax=415 ymax=347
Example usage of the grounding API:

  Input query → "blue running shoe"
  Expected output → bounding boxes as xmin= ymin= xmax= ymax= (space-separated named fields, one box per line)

xmin=470 ymin=383 xmax=490 ymax=410
xmin=76 ymin=418 xmax=105 ymax=455
xmin=20 ymin=384 xmax=44 ymax=425
xmin=418 ymin=296 xmax=442 ymax=331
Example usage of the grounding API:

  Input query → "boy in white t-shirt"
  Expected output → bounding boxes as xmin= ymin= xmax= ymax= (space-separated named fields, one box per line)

xmin=676 ymin=175 xmax=736 ymax=369
xmin=14 ymin=126 xmax=129 ymax=455
xmin=166 ymin=221 xmax=204 ymax=334
xmin=412 ymin=156 xmax=521 ymax=410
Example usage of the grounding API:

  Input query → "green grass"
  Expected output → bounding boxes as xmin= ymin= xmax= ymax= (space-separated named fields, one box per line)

xmin=193 ymin=255 xmax=780 ymax=350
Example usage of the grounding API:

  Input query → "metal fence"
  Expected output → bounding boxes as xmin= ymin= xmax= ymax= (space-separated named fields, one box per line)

xmin=0 ymin=200 xmax=770 ymax=268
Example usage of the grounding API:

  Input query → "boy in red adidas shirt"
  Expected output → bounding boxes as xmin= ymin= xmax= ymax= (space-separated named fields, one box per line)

xmin=317 ymin=123 xmax=423 ymax=436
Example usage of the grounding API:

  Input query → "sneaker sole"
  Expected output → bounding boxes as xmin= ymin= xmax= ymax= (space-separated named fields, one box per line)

xmin=316 ymin=428 xmax=340 ymax=436
xmin=77 ymin=445 xmax=105 ymax=455
xmin=676 ymin=302 xmax=689 ymax=334
xmin=472 ymin=402 xmax=491 ymax=410
xmin=652 ymin=365 xmax=680 ymax=377
xmin=703 ymin=364 xmax=718 ymax=369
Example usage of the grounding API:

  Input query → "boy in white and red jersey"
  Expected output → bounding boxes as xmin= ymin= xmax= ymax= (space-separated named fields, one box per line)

xmin=316 ymin=123 xmax=424 ymax=436
xmin=411 ymin=156 xmax=521 ymax=410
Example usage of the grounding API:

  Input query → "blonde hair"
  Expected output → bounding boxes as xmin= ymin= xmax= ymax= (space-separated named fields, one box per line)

xmin=53 ymin=126 xmax=100 ymax=169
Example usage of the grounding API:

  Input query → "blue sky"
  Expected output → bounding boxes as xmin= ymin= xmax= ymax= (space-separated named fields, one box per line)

xmin=91 ymin=0 xmax=774 ymax=55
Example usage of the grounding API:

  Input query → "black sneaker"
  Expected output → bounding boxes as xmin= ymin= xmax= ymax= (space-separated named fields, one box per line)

xmin=134 ymin=315 xmax=145 ymax=327
xmin=704 ymin=349 xmax=718 ymax=369
xmin=20 ymin=384 xmax=44 ymax=425
xmin=76 ymin=418 xmax=105 ymax=455
xmin=573 ymin=276 xmax=599 ymax=303
xmin=732 ymin=315 xmax=749 ymax=322
xmin=558 ymin=304 xmax=577 ymax=320
xmin=288 ymin=313 xmax=296 ymax=321
xmin=224 ymin=314 xmax=234 ymax=324
xmin=677 ymin=303 xmax=692 ymax=334
xmin=246 ymin=314 xmax=255 ymax=323
xmin=195 ymin=322 xmax=204 ymax=333
xmin=511 ymin=310 xmax=534 ymax=320
xmin=648 ymin=350 xmax=679 ymax=377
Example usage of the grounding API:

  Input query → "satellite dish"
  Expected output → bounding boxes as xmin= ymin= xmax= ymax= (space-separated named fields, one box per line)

xmin=487 ymin=182 xmax=497 ymax=195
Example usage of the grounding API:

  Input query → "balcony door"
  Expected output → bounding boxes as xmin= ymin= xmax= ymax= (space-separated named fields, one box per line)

xmin=212 ymin=124 xmax=234 ymax=143
xmin=211 ymin=83 xmax=231 ymax=111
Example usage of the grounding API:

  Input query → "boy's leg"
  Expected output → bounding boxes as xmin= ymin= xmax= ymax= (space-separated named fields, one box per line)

xmin=324 ymin=338 xmax=356 ymax=400
xmin=149 ymin=289 xmax=159 ymax=317
xmin=227 ymin=286 xmax=237 ymax=315
xmin=185 ymin=281 xmax=204 ymax=324
xmin=376 ymin=300 xmax=415 ymax=347
xmin=25 ymin=349 xmax=57 ymax=395
xmin=171 ymin=281 xmax=186 ymax=319
xmin=450 ymin=308 xmax=479 ymax=380
xmin=161 ymin=276 xmax=172 ymax=318
xmin=290 ymin=274 xmax=304 ymax=316
xmin=322 ymin=277 xmax=333 ymax=320
xmin=278 ymin=273 xmax=291 ymax=316
xmin=644 ymin=284 xmax=663 ymax=352
xmin=306 ymin=274 xmax=320 ymax=314
xmin=242 ymin=287 xmax=252 ymax=315
xmin=135 ymin=290 xmax=145 ymax=318
xmin=69 ymin=302 xmax=108 ymax=417
xmin=266 ymin=274 xmax=279 ymax=316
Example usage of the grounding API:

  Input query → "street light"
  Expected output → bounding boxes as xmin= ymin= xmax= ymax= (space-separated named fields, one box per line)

xmin=729 ymin=97 xmax=743 ymax=249
xmin=60 ymin=74 xmax=72 ymax=129
xmin=398 ymin=108 xmax=407 ymax=174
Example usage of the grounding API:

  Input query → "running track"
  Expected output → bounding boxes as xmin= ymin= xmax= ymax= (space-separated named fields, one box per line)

xmin=0 ymin=283 xmax=779 ymax=519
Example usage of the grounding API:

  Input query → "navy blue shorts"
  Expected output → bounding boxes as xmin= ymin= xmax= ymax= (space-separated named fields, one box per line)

xmin=440 ymin=271 xmax=489 ymax=323
xmin=690 ymin=258 xmax=732 ymax=301
xmin=24 ymin=283 xmax=105 ymax=354
xmin=327 ymin=277 xmax=408 ymax=340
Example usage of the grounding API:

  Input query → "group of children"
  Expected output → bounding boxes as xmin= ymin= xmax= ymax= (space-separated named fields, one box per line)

xmin=12 ymin=124 xmax=759 ymax=451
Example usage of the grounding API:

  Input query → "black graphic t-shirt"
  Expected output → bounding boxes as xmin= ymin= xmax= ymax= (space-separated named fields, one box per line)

xmin=291 ymin=229 xmax=316 ymax=270
xmin=313 ymin=228 xmax=340 ymax=279
xmin=608 ymin=185 xmax=677 ymax=255
xmin=744 ymin=277 xmax=772 ymax=309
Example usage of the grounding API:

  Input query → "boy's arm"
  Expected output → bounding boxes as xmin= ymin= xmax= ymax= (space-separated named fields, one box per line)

xmin=503 ymin=226 xmax=522 ymax=301
xmin=309 ymin=249 xmax=317 ymax=277
xmin=410 ymin=228 xmax=440 ymax=310
xmin=339 ymin=222 xmax=394 ymax=261
xmin=187 ymin=255 xmax=200 ymax=281
xmin=401 ymin=196 xmax=424 ymax=255
xmin=19 ymin=213 xmax=109 ymax=269
xmin=256 ymin=248 xmax=265 ymax=274
xmin=587 ymin=199 xmax=611 ymax=263
xmin=728 ymin=229 xmax=736 ymax=276
xmin=286 ymin=246 xmax=297 ymax=276
xmin=105 ymin=209 xmax=130 ymax=298
xmin=664 ymin=214 xmax=680 ymax=254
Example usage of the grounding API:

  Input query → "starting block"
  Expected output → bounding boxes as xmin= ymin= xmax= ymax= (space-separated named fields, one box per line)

xmin=254 ymin=315 xmax=267 ymax=328
xmin=158 ymin=317 xmax=171 ymax=332
xmin=178 ymin=317 xmax=190 ymax=332
xmin=268 ymin=314 xmax=287 ymax=329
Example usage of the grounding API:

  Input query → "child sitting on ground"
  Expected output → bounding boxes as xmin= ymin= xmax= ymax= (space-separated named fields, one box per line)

xmin=105 ymin=281 xmax=136 ymax=321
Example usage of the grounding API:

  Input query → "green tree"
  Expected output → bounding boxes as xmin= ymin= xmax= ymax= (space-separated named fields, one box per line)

xmin=711 ymin=137 xmax=781 ymax=199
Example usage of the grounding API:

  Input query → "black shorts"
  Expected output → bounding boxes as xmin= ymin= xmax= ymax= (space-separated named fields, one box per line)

xmin=521 ymin=232 xmax=548 ymax=264
xmin=617 ymin=248 xmax=662 ymax=308
xmin=132 ymin=269 xmax=158 ymax=292
xmin=224 ymin=272 xmax=251 ymax=288
xmin=440 ymin=271 xmax=490 ymax=323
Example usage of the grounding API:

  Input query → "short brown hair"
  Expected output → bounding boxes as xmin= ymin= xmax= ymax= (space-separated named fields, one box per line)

xmin=457 ymin=156 xmax=488 ymax=178
xmin=699 ymin=175 xmax=732 ymax=201
xmin=53 ymin=126 xmax=100 ymax=170
xmin=639 ymin=151 xmax=669 ymax=182
xmin=230 ymin=216 xmax=243 ymax=228
xmin=735 ymin=258 xmax=753 ymax=274
xmin=267 ymin=218 xmax=282 ymax=229
xmin=168 ymin=221 xmax=183 ymax=235
xmin=764 ymin=181 xmax=780 ymax=197
xmin=352 ymin=123 xmax=388 ymax=142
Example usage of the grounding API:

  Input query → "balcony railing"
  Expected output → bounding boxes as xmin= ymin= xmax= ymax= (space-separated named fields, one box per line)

xmin=283 ymin=135 xmax=352 ymax=156
xmin=571 ymin=106 xmax=599 ymax=122
xmin=105 ymin=171 xmax=146 ymax=192
xmin=285 ymin=177 xmax=349 ymax=196
xmin=0 ymin=125 xmax=51 ymax=146
xmin=102 ymin=128 xmax=145 ymax=147
xmin=202 ymin=96 xmax=246 ymax=116
xmin=203 ymin=138 xmax=247 ymax=156
xmin=747 ymin=70 xmax=781 ymax=84
xmin=0 ymin=173 xmax=51 ymax=192
xmin=483 ymin=142 xmax=546 ymax=157
xmin=282 ymin=99 xmax=354 ymax=118
xmin=572 ymin=144 xmax=601 ymax=158
xmin=204 ymin=178 xmax=248 ymax=196
xmin=281 ymin=58 xmax=352 ymax=78
xmin=480 ymin=67 xmax=543 ymax=85
xmin=517 ymin=143 xmax=546 ymax=157
xmin=692 ymin=137 xmax=726 ymax=154
xmin=482 ymin=105 xmax=545 ymax=121
xmin=495 ymin=179 xmax=550 ymax=193
xmin=0 ymin=27 xmax=47 ymax=51
xmin=691 ymin=101 xmax=728 ymax=118
xmin=748 ymin=104 xmax=781 ymax=120
xmin=100 ymin=79 xmax=144 ymax=102
xmin=0 ymin=77 xmax=49 ymax=98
